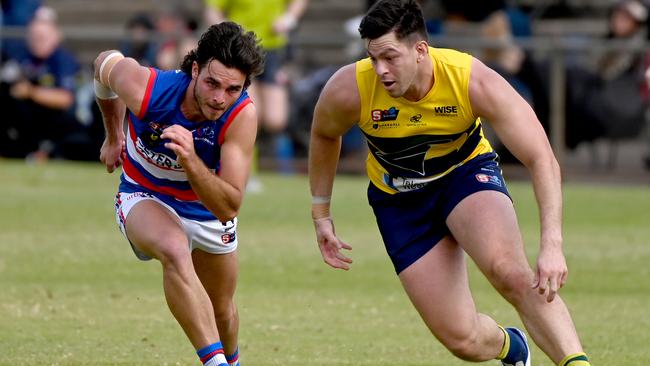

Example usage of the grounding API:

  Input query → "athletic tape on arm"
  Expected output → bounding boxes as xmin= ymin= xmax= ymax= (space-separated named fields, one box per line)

xmin=94 ymin=78 xmax=118 ymax=100
xmin=95 ymin=52 xmax=124 ymax=100
xmin=98 ymin=52 xmax=124 ymax=89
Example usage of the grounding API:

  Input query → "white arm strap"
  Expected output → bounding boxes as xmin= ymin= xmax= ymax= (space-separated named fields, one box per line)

xmin=95 ymin=51 xmax=124 ymax=100
xmin=94 ymin=78 xmax=118 ymax=100
xmin=98 ymin=51 xmax=124 ymax=86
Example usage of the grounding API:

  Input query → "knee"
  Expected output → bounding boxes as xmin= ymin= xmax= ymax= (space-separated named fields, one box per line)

xmin=262 ymin=114 xmax=287 ymax=133
xmin=213 ymin=299 xmax=237 ymax=323
xmin=440 ymin=331 xmax=481 ymax=361
xmin=156 ymin=241 xmax=191 ymax=272
xmin=489 ymin=261 xmax=534 ymax=306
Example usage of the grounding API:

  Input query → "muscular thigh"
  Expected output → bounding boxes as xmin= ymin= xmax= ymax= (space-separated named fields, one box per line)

xmin=259 ymin=83 xmax=288 ymax=131
xmin=124 ymin=199 xmax=187 ymax=260
xmin=399 ymin=236 xmax=480 ymax=341
xmin=446 ymin=190 xmax=532 ymax=282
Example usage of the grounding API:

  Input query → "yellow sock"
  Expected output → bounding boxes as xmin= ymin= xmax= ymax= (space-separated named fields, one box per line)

xmin=559 ymin=352 xmax=590 ymax=366
xmin=496 ymin=325 xmax=510 ymax=360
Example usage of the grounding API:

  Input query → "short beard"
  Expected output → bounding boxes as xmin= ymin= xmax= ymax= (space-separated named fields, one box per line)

xmin=192 ymin=80 xmax=207 ymax=120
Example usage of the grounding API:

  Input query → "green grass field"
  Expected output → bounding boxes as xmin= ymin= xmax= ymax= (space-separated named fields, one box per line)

xmin=1 ymin=160 xmax=649 ymax=365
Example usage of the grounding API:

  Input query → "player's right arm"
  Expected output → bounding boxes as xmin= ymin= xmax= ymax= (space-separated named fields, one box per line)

xmin=93 ymin=50 xmax=150 ymax=172
xmin=308 ymin=64 xmax=360 ymax=270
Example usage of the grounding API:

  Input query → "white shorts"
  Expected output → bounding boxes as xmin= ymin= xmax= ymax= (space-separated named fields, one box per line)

xmin=114 ymin=191 xmax=238 ymax=261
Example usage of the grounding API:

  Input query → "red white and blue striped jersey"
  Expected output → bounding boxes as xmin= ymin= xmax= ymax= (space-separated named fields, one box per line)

xmin=118 ymin=68 xmax=252 ymax=220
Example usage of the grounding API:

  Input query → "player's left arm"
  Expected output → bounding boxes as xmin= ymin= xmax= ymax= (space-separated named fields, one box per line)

xmin=161 ymin=103 xmax=257 ymax=222
xmin=468 ymin=57 xmax=566 ymax=302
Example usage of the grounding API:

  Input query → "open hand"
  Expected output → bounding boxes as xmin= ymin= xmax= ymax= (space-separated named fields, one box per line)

xmin=532 ymin=245 xmax=568 ymax=302
xmin=313 ymin=217 xmax=353 ymax=270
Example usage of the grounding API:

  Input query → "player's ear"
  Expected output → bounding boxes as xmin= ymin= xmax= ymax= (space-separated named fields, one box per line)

xmin=415 ymin=41 xmax=428 ymax=62
xmin=192 ymin=61 xmax=199 ymax=79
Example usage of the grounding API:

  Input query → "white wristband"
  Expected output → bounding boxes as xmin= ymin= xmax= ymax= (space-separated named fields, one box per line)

xmin=281 ymin=13 xmax=297 ymax=30
xmin=94 ymin=79 xmax=118 ymax=100
xmin=313 ymin=216 xmax=332 ymax=223
xmin=311 ymin=195 xmax=331 ymax=205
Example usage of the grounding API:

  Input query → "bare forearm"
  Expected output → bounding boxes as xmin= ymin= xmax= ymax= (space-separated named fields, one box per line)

xmin=184 ymin=159 xmax=242 ymax=221
xmin=96 ymin=98 xmax=126 ymax=141
xmin=528 ymin=155 xmax=563 ymax=249
xmin=308 ymin=133 xmax=341 ymax=219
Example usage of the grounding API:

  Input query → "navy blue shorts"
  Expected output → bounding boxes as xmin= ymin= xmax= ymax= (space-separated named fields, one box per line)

xmin=367 ymin=153 xmax=511 ymax=274
xmin=256 ymin=48 xmax=285 ymax=84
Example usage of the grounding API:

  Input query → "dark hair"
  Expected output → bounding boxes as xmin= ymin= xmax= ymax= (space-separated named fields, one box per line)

xmin=126 ymin=13 xmax=154 ymax=31
xmin=359 ymin=0 xmax=428 ymax=43
xmin=181 ymin=22 xmax=265 ymax=88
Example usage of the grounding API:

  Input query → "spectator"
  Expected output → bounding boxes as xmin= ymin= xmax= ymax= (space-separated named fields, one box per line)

xmin=120 ymin=13 xmax=157 ymax=67
xmin=564 ymin=0 xmax=649 ymax=150
xmin=0 ymin=0 xmax=40 ymax=26
xmin=424 ymin=1 xmax=538 ymax=107
xmin=154 ymin=5 xmax=198 ymax=71
xmin=204 ymin=0 xmax=309 ymax=172
xmin=1 ymin=0 xmax=41 ymax=58
xmin=0 ymin=6 xmax=82 ymax=160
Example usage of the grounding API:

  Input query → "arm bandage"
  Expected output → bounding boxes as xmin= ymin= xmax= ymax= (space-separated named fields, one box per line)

xmin=94 ymin=52 xmax=124 ymax=100
xmin=94 ymin=79 xmax=118 ymax=100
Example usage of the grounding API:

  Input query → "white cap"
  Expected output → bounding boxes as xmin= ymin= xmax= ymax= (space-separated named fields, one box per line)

xmin=619 ymin=0 xmax=648 ymax=23
xmin=33 ymin=6 xmax=58 ymax=23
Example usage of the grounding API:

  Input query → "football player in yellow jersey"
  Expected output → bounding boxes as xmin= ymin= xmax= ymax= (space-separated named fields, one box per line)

xmin=308 ymin=1 xmax=591 ymax=366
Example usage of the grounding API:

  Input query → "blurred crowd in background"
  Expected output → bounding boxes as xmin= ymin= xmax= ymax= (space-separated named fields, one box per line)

xmin=1 ymin=0 xmax=650 ymax=171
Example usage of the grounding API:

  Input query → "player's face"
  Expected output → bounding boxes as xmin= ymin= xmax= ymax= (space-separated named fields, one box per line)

xmin=366 ymin=32 xmax=424 ymax=100
xmin=192 ymin=59 xmax=246 ymax=121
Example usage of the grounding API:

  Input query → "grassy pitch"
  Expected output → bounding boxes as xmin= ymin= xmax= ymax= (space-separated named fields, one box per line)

xmin=1 ymin=160 xmax=649 ymax=365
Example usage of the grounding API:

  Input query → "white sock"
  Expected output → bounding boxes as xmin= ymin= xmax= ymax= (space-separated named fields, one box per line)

xmin=203 ymin=353 xmax=228 ymax=366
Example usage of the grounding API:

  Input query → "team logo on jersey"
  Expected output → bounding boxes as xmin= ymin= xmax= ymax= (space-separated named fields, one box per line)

xmin=142 ymin=122 xmax=168 ymax=148
xmin=371 ymin=135 xmax=454 ymax=176
xmin=475 ymin=173 xmax=502 ymax=187
xmin=433 ymin=105 xmax=459 ymax=116
xmin=193 ymin=125 xmax=216 ymax=146
xmin=407 ymin=113 xmax=425 ymax=127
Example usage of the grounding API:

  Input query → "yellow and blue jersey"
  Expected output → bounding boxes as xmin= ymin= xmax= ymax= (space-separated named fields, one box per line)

xmin=206 ymin=0 xmax=290 ymax=50
xmin=356 ymin=47 xmax=494 ymax=194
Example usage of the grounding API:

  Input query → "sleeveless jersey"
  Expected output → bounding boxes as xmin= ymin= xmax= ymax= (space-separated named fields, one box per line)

xmin=205 ymin=0 xmax=289 ymax=49
xmin=356 ymin=47 xmax=494 ymax=194
xmin=118 ymin=68 xmax=252 ymax=220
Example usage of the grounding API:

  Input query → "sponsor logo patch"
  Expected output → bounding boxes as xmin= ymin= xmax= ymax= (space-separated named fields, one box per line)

xmin=434 ymin=105 xmax=458 ymax=116
xmin=221 ymin=233 xmax=236 ymax=244
xmin=135 ymin=139 xmax=183 ymax=170
xmin=371 ymin=107 xmax=400 ymax=122
xmin=475 ymin=173 xmax=502 ymax=187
